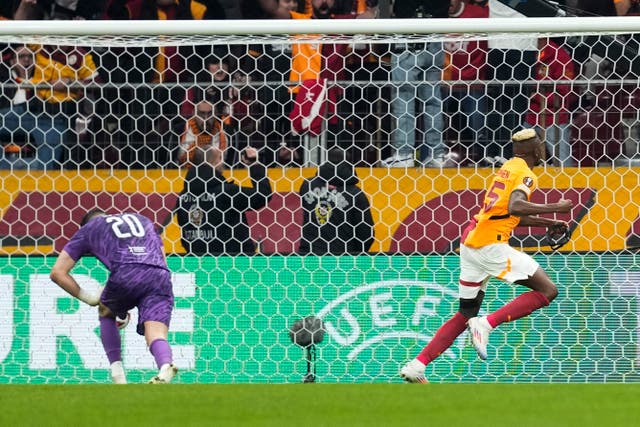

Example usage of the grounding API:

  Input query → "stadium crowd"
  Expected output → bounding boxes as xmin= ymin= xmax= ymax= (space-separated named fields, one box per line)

xmin=0 ymin=0 xmax=639 ymax=169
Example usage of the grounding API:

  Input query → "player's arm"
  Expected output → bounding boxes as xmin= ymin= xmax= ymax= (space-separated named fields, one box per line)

xmin=258 ymin=0 xmax=291 ymax=19
xmin=508 ymin=190 xmax=573 ymax=217
xmin=14 ymin=0 xmax=43 ymax=20
xmin=615 ymin=0 xmax=632 ymax=16
xmin=50 ymin=250 xmax=102 ymax=306
xmin=518 ymin=215 xmax=568 ymax=228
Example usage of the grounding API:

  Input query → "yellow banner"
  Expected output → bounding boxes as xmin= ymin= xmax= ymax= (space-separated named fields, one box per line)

xmin=1 ymin=166 xmax=639 ymax=255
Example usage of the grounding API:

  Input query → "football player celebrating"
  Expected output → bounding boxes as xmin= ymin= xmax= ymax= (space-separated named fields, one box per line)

xmin=401 ymin=128 xmax=573 ymax=382
xmin=50 ymin=209 xmax=177 ymax=384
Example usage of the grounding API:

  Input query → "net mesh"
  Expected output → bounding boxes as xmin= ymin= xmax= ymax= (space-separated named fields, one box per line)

xmin=0 ymin=26 xmax=639 ymax=383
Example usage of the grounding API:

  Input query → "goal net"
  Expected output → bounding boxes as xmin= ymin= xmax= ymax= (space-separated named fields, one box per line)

xmin=0 ymin=17 xmax=639 ymax=384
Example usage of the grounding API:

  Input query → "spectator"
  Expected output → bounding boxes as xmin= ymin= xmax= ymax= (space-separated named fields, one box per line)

xmin=103 ymin=0 xmax=221 ymax=167
xmin=13 ymin=0 xmax=43 ymax=19
xmin=180 ymin=56 xmax=268 ymax=167
xmin=244 ymin=0 xmax=300 ymax=79
xmin=0 ymin=43 xmax=99 ymax=170
xmin=225 ymin=70 xmax=265 ymax=166
xmin=257 ymin=0 xmax=378 ymax=165
xmin=0 ymin=45 xmax=35 ymax=110
xmin=0 ymin=45 xmax=36 ymax=167
xmin=570 ymin=0 xmax=640 ymax=166
xmin=0 ymin=1 xmax=20 ymax=19
xmin=474 ymin=0 xmax=537 ymax=166
xmin=572 ymin=0 xmax=632 ymax=16
xmin=0 ymin=44 xmax=37 ymax=110
xmin=615 ymin=0 xmax=636 ymax=15
xmin=105 ymin=0 xmax=227 ymax=82
xmin=298 ymin=147 xmax=374 ymax=254
xmin=524 ymin=38 xmax=576 ymax=167
xmin=381 ymin=0 xmax=456 ymax=168
xmin=177 ymin=100 xmax=228 ymax=168
xmin=176 ymin=146 xmax=273 ymax=255
xmin=182 ymin=59 xmax=264 ymax=167
xmin=14 ymin=0 xmax=107 ymax=20
xmin=443 ymin=0 xmax=489 ymax=165
xmin=181 ymin=57 xmax=233 ymax=120
xmin=211 ymin=0 xmax=242 ymax=18
xmin=302 ymin=0 xmax=368 ymax=13
xmin=244 ymin=0 xmax=301 ymax=166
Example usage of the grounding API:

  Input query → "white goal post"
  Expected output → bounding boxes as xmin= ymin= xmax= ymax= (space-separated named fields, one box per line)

xmin=2 ymin=16 xmax=640 ymax=36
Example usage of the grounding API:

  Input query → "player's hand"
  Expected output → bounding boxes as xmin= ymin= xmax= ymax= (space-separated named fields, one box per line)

xmin=546 ymin=221 xmax=572 ymax=250
xmin=241 ymin=147 xmax=258 ymax=166
xmin=555 ymin=199 xmax=573 ymax=213
xmin=552 ymin=220 xmax=569 ymax=229
xmin=77 ymin=287 xmax=103 ymax=306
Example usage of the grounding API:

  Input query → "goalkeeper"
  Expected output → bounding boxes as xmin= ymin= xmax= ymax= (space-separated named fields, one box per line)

xmin=50 ymin=209 xmax=177 ymax=384
xmin=401 ymin=129 xmax=573 ymax=382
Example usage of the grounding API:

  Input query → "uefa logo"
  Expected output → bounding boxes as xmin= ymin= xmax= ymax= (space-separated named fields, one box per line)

xmin=315 ymin=280 xmax=465 ymax=361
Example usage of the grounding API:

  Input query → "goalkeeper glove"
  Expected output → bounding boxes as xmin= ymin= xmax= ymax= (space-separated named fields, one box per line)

xmin=77 ymin=287 xmax=103 ymax=306
xmin=545 ymin=223 xmax=572 ymax=251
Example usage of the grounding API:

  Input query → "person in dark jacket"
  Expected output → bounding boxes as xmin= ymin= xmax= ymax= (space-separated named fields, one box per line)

xmin=177 ymin=146 xmax=273 ymax=255
xmin=298 ymin=148 xmax=374 ymax=255
xmin=380 ymin=0 xmax=454 ymax=168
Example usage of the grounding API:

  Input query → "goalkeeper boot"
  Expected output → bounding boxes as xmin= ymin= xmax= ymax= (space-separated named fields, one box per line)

xmin=400 ymin=358 xmax=427 ymax=383
xmin=110 ymin=361 xmax=127 ymax=384
xmin=468 ymin=316 xmax=492 ymax=360
xmin=149 ymin=363 xmax=178 ymax=384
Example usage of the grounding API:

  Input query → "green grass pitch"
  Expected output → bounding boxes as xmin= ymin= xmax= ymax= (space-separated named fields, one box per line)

xmin=1 ymin=383 xmax=639 ymax=427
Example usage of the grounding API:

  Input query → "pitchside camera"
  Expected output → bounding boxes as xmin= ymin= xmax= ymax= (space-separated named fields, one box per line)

xmin=289 ymin=316 xmax=325 ymax=383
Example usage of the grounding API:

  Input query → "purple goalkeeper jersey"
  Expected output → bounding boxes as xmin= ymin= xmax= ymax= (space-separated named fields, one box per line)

xmin=63 ymin=213 xmax=168 ymax=271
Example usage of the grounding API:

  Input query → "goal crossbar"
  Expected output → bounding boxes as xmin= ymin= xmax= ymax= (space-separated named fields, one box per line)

xmin=1 ymin=16 xmax=640 ymax=37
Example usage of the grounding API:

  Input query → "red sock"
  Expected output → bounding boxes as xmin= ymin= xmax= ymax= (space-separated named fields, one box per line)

xmin=416 ymin=312 xmax=468 ymax=365
xmin=486 ymin=291 xmax=550 ymax=328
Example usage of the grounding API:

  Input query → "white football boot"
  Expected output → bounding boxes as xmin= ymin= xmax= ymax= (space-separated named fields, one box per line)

xmin=468 ymin=316 xmax=493 ymax=360
xmin=149 ymin=363 xmax=178 ymax=384
xmin=110 ymin=361 xmax=127 ymax=384
xmin=400 ymin=359 xmax=428 ymax=383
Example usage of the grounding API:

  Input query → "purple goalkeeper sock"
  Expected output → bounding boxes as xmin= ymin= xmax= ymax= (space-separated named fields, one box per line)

xmin=99 ymin=317 xmax=122 ymax=364
xmin=149 ymin=338 xmax=172 ymax=368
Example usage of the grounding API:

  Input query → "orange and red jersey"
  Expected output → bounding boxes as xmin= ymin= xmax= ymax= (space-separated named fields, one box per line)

xmin=288 ymin=11 xmax=353 ymax=91
xmin=303 ymin=0 xmax=368 ymax=14
xmin=462 ymin=157 xmax=538 ymax=248
xmin=443 ymin=2 xmax=488 ymax=82
xmin=109 ymin=0 xmax=210 ymax=83
xmin=178 ymin=117 xmax=227 ymax=167
xmin=525 ymin=40 xmax=576 ymax=127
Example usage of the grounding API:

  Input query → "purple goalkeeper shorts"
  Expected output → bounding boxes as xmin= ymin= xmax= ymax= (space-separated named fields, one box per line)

xmin=100 ymin=265 xmax=174 ymax=335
